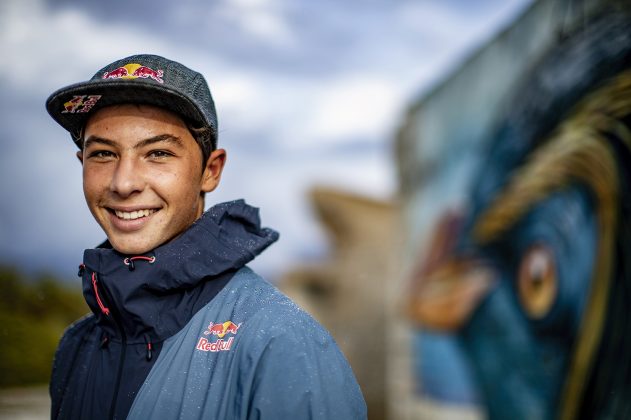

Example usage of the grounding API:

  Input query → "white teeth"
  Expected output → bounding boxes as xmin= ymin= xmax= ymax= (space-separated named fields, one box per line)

xmin=114 ymin=209 xmax=156 ymax=220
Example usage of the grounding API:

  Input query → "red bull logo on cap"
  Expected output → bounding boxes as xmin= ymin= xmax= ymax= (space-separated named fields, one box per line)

xmin=196 ymin=320 xmax=242 ymax=353
xmin=62 ymin=95 xmax=102 ymax=113
xmin=102 ymin=63 xmax=164 ymax=84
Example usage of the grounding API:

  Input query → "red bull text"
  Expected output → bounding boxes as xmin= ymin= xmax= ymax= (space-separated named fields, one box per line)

xmin=196 ymin=337 xmax=234 ymax=352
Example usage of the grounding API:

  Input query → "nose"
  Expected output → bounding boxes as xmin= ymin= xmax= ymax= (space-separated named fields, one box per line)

xmin=110 ymin=157 xmax=144 ymax=197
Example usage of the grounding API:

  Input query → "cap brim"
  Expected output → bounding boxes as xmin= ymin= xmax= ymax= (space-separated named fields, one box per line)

xmin=46 ymin=79 xmax=210 ymax=148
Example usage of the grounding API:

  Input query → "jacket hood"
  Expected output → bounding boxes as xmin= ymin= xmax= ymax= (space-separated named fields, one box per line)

xmin=80 ymin=200 xmax=279 ymax=342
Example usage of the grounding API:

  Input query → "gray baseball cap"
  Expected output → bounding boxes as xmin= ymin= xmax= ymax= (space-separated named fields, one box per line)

xmin=45 ymin=54 xmax=218 ymax=152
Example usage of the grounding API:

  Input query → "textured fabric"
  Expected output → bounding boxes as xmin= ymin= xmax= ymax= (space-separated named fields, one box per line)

xmin=128 ymin=267 xmax=366 ymax=420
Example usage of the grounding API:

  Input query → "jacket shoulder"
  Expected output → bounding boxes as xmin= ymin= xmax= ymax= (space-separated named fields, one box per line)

xmin=59 ymin=313 xmax=97 ymax=340
xmin=230 ymin=268 xmax=368 ymax=419
xmin=50 ymin=314 xmax=97 ymax=407
xmin=127 ymin=268 xmax=366 ymax=420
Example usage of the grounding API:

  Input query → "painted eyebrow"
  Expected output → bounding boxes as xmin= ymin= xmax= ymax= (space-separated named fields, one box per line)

xmin=83 ymin=134 xmax=184 ymax=150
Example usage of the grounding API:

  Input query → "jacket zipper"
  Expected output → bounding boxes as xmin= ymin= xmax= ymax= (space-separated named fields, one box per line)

xmin=92 ymin=272 xmax=127 ymax=420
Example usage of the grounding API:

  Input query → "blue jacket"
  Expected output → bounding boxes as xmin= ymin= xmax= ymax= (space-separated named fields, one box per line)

xmin=50 ymin=200 xmax=366 ymax=420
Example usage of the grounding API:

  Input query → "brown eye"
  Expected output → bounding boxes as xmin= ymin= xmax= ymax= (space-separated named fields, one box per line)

xmin=517 ymin=244 xmax=557 ymax=319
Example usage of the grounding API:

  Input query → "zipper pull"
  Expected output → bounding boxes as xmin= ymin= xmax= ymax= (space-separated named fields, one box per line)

xmin=144 ymin=334 xmax=153 ymax=361
xmin=100 ymin=333 xmax=110 ymax=348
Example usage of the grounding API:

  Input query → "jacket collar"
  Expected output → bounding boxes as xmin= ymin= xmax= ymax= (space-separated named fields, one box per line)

xmin=80 ymin=200 xmax=278 ymax=342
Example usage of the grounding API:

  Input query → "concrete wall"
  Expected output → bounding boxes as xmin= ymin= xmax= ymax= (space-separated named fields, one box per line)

xmin=392 ymin=0 xmax=622 ymax=418
xmin=396 ymin=0 xmax=610 ymax=259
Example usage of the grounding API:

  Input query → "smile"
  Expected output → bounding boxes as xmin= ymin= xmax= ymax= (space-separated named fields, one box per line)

xmin=113 ymin=209 xmax=158 ymax=220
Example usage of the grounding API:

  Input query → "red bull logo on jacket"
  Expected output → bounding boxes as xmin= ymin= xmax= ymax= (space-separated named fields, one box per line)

xmin=196 ymin=320 xmax=241 ymax=353
xmin=102 ymin=63 xmax=164 ymax=83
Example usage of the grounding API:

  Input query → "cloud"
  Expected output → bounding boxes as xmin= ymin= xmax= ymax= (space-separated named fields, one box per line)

xmin=218 ymin=0 xmax=295 ymax=48
xmin=0 ymin=0 xmax=533 ymax=281
xmin=208 ymin=70 xmax=404 ymax=154
xmin=0 ymin=0 xmax=169 ymax=91
xmin=304 ymin=75 xmax=402 ymax=145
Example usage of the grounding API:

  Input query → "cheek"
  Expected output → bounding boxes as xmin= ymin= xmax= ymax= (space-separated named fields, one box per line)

xmin=154 ymin=164 xmax=203 ymax=200
xmin=153 ymin=167 xmax=188 ymax=190
xmin=82 ymin=165 xmax=105 ymax=201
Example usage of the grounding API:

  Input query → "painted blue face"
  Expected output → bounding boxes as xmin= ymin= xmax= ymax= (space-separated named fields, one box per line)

xmin=467 ymin=186 xmax=597 ymax=418
xmin=417 ymin=185 xmax=597 ymax=419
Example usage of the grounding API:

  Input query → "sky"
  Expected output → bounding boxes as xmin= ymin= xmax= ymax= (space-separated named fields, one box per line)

xmin=0 ymin=0 xmax=532 ymax=282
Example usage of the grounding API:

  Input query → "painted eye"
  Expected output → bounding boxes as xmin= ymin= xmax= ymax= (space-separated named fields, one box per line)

xmin=517 ymin=244 xmax=557 ymax=319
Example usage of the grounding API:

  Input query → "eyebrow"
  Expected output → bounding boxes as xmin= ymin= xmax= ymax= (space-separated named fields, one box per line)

xmin=84 ymin=134 xmax=184 ymax=150
xmin=136 ymin=134 xmax=184 ymax=149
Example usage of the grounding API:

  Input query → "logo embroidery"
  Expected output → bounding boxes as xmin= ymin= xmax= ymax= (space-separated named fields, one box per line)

xmin=62 ymin=95 xmax=102 ymax=113
xmin=196 ymin=320 xmax=241 ymax=353
xmin=102 ymin=63 xmax=164 ymax=83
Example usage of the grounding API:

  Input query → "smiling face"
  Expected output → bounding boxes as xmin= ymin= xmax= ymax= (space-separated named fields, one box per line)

xmin=80 ymin=104 xmax=226 ymax=255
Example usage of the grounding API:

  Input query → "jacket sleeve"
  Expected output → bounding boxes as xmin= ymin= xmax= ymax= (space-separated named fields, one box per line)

xmin=245 ymin=316 xmax=367 ymax=420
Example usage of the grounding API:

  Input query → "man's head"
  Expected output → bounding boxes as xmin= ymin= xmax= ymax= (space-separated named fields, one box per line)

xmin=46 ymin=54 xmax=226 ymax=254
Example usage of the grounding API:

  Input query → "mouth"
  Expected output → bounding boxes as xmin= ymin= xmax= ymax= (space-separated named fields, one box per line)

xmin=108 ymin=208 xmax=159 ymax=221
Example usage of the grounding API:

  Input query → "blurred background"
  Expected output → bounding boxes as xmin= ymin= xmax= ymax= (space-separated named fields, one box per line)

xmin=4 ymin=0 xmax=631 ymax=419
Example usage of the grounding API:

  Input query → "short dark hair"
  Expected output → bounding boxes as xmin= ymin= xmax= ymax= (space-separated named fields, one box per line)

xmin=187 ymin=123 xmax=217 ymax=165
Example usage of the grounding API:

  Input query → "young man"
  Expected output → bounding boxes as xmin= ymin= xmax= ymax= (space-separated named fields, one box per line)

xmin=45 ymin=54 xmax=366 ymax=420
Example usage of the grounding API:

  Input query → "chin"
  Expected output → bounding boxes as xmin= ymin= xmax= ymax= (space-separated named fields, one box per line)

xmin=109 ymin=238 xmax=156 ymax=256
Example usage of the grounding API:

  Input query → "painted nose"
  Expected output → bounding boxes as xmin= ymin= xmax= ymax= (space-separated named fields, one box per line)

xmin=405 ymin=211 xmax=497 ymax=331
xmin=407 ymin=257 xmax=497 ymax=331
xmin=110 ymin=158 xmax=144 ymax=197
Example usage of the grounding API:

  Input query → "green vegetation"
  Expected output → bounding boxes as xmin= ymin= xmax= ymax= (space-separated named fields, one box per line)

xmin=0 ymin=265 xmax=88 ymax=387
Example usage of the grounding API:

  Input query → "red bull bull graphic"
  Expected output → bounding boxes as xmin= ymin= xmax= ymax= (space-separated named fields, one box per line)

xmin=103 ymin=67 xmax=129 ymax=79
xmin=196 ymin=320 xmax=242 ymax=353
xmin=62 ymin=95 xmax=102 ymax=113
xmin=204 ymin=321 xmax=241 ymax=338
xmin=102 ymin=63 xmax=164 ymax=84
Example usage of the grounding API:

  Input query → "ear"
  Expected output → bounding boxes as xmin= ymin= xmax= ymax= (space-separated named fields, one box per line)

xmin=76 ymin=150 xmax=84 ymax=165
xmin=201 ymin=149 xmax=227 ymax=193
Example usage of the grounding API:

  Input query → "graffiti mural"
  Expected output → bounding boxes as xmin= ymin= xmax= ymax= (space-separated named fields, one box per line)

xmin=406 ymin=3 xmax=631 ymax=420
